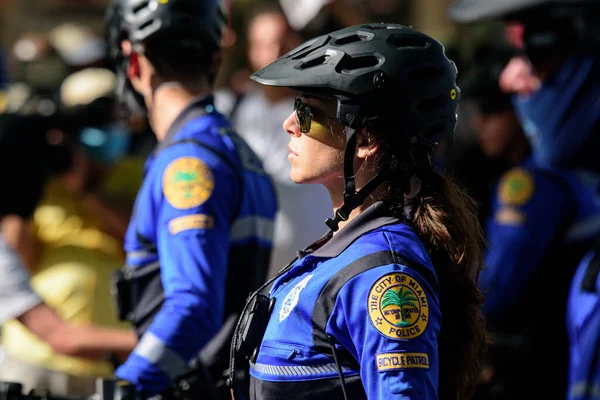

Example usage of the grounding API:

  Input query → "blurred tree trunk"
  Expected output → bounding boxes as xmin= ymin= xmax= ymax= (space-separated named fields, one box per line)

xmin=411 ymin=0 xmax=458 ymax=43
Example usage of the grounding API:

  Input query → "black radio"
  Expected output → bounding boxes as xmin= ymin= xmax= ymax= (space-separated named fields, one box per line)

xmin=234 ymin=293 xmax=276 ymax=363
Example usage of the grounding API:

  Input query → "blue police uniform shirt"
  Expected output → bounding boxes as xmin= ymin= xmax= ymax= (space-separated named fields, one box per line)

xmin=250 ymin=201 xmax=441 ymax=400
xmin=480 ymin=158 xmax=600 ymax=323
xmin=116 ymin=97 xmax=277 ymax=395
xmin=567 ymin=250 xmax=600 ymax=400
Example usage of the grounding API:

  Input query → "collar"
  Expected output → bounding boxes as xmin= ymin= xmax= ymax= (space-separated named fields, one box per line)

xmin=155 ymin=94 xmax=215 ymax=153
xmin=299 ymin=201 xmax=400 ymax=259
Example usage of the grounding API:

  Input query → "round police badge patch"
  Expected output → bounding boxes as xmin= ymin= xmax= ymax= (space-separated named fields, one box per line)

xmin=499 ymin=168 xmax=534 ymax=206
xmin=163 ymin=157 xmax=214 ymax=209
xmin=368 ymin=273 xmax=429 ymax=340
xmin=279 ymin=274 xmax=313 ymax=322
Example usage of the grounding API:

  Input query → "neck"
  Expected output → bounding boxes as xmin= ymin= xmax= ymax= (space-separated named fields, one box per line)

xmin=328 ymin=178 xmax=387 ymax=233
xmin=149 ymin=82 xmax=212 ymax=142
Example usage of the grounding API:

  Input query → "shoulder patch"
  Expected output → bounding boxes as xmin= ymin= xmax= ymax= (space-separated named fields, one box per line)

xmin=368 ymin=273 xmax=429 ymax=340
xmin=163 ymin=157 xmax=214 ymax=209
xmin=499 ymin=168 xmax=535 ymax=206
xmin=376 ymin=352 xmax=430 ymax=372
xmin=169 ymin=214 xmax=214 ymax=235
xmin=495 ymin=207 xmax=526 ymax=226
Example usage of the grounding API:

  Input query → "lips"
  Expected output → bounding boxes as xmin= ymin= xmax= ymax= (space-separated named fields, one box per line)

xmin=287 ymin=144 xmax=299 ymax=156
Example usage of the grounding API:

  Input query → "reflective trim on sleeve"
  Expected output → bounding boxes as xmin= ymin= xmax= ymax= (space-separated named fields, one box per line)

xmin=126 ymin=251 xmax=160 ymax=266
xmin=135 ymin=332 xmax=188 ymax=379
xmin=250 ymin=361 xmax=352 ymax=377
xmin=127 ymin=250 xmax=156 ymax=259
xmin=230 ymin=216 xmax=274 ymax=243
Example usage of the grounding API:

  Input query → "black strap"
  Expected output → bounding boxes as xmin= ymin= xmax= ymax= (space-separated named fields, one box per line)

xmin=312 ymin=250 xmax=439 ymax=368
xmin=329 ymin=335 xmax=350 ymax=400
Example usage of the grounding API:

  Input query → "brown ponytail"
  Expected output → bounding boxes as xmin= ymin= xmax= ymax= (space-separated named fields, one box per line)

xmin=409 ymin=169 xmax=489 ymax=400
xmin=368 ymin=130 xmax=489 ymax=399
xmin=373 ymin=143 xmax=488 ymax=399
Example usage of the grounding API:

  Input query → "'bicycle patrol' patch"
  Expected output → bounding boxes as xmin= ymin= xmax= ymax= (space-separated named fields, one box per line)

xmin=499 ymin=168 xmax=534 ymax=206
xmin=376 ymin=352 xmax=430 ymax=372
xmin=163 ymin=157 xmax=214 ymax=210
xmin=368 ymin=273 xmax=429 ymax=340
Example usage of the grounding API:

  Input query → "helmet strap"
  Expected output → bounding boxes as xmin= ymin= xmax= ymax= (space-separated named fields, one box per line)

xmin=117 ymin=56 xmax=147 ymax=117
xmin=325 ymin=125 xmax=400 ymax=232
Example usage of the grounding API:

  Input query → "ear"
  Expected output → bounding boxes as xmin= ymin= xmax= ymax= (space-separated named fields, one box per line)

xmin=127 ymin=52 xmax=141 ymax=80
xmin=355 ymin=127 xmax=379 ymax=160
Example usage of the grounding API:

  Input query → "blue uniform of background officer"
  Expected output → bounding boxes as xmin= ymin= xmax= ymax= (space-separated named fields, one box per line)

xmin=105 ymin=0 xmax=278 ymax=397
xmin=449 ymin=0 xmax=600 ymax=399
xmin=229 ymin=23 xmax=488 ymax=400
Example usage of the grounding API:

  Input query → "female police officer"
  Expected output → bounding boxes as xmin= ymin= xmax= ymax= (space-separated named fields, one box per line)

xmin=229 ymin=23 xmax=488 ymax=400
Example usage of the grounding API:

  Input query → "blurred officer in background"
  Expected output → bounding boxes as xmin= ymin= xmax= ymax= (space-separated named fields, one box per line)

xmin=449 ymin=0 xmax=600 ymax=399
xmin=105 ymin=0 xmax=277 ymax=398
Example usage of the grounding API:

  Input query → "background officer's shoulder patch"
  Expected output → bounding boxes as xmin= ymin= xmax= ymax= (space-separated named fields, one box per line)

xmin=162 ymin=156 xmax=214 ymax=210
xmin=498 ymin=167 xmax=535 ymax=206
xmin=368 ymin=272 xmax=429 ymax=340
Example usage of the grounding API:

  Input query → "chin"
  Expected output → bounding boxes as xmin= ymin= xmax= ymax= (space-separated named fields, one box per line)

xmin=289 ymin=169 xmax=312 ymax=185
xmin=289 ymin=174 xmax=305 ymax=184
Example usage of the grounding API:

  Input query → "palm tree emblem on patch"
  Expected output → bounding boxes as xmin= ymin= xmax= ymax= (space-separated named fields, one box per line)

xmin=368 ymin=273 xmax=429 ymax=340
xmin=163 ymin=157 xmax=215 ymax=209
xmin=173 ymin=170 xmax=199 ymax=199
xmin=381 ymin=286 xmax=419 ymax=328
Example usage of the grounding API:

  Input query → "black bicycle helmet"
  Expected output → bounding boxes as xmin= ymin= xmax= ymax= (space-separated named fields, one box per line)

xmin=251 ymin=23 xmax=460 ymax=230
xmin=121 ymin=0 xmax=228 ymax=49
xmin=252 ymin=22 xmax=460 ymax=148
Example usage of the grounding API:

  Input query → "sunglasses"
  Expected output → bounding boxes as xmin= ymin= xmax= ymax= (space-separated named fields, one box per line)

xmin=294 ymin=97 xmax=337 ymax=134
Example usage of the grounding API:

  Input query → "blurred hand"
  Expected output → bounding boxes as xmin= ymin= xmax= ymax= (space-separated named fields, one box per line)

xmin=499 ymin=56 xmax=541 ymax=96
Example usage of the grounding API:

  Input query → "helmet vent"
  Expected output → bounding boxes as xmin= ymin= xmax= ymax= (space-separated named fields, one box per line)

xmin=290 ymin=37 xmax=331 ymax=60
xmin=388 ymin=34 xmax=429 ymax=49
xmin=291 ymin=45 xmax=315 ymax=60
xmin=139 ymin=19 xmax=154 ymax=31
xmin=407 ymin=66 xmax=444 ymax=82
xmin=132 ymin=1 xmax=150 ymax=15
xmin=337 ymin=55 xmax=380 ymax=72
xmin=333 ymin=31 xmax=374 ymax=46
xmin=417 ymin=96 xmax=448 ymax=112
xmin=300 ymin=54 xmax=330 ymax=69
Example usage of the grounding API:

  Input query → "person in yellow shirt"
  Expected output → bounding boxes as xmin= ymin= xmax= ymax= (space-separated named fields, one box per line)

xmin=0 ymin=68 xmax=145 ymax=396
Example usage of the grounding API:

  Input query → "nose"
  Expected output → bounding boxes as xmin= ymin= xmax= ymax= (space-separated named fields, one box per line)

xmin=283 ymin=111 xmax=301 ymax=137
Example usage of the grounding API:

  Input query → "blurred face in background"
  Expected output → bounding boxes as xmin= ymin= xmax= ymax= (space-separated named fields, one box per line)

xmin=248 ymin=11 xmax=298 ymax=72
xmin=470 ymin=100 xmax=526 ymax=161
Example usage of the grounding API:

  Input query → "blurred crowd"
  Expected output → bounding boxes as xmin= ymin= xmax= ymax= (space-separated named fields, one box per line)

xmin=0 ymin=0 xmax=598 ymax=399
